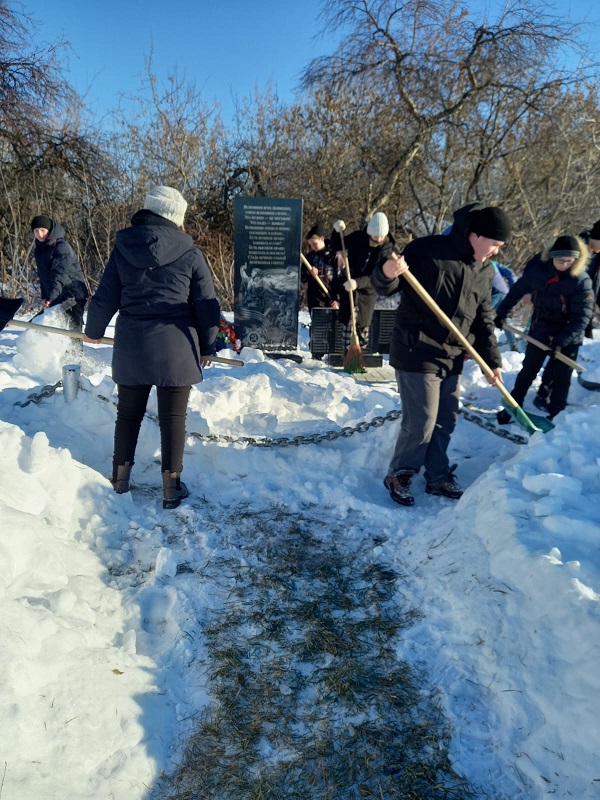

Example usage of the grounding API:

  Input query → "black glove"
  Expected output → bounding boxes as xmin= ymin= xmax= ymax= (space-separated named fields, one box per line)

xmin=494 ymin=315 xmax=505 ymax=330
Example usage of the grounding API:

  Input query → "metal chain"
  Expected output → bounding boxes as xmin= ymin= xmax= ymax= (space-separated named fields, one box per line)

xmin=460 ymin=406 xmax=529 ymax=445
xmin=187 ymin=410 xmax=402 ymax=447
xmin=14 ymin=380 xmax=62 ymax=408
xmin=14 ymin=379 xmax=531 ymax=446
xmin=20 ymin=380 xmax=402 ymax=448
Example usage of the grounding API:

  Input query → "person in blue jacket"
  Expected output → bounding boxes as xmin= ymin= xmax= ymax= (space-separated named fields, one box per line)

xmin=84 ymin=186 xmax=220 ymax=509
xmin=31 ymin=214 xmax=88 ymax=333
xmin=494 ymin=235 xmax=593 ymax=423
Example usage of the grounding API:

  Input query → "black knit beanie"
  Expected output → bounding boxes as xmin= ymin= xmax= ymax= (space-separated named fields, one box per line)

xmin=31 ymin=215 xmax=53 ymax=232
xmin=307 ymin=221 xmax=326 ymax=239
xmin=549 ymin=235 xmax=580 ymax=259
xmin=469 ymin=207 xmax=512 ymax=242
xmin=589 ymin=220 xmax=600 ymax=240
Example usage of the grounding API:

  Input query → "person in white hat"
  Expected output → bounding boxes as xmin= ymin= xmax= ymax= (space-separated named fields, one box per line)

xmin=331 ymin=211 xmax=395 ymax=353
xmin=84 ymin=185 xmax=220 ymax=509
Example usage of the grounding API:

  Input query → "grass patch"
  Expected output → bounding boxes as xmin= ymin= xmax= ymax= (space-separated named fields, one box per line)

xmin=154 ymin=503 xmax=476 ymax=800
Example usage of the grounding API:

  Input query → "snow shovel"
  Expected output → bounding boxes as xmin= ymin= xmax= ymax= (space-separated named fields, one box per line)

xmin=0 ymin=296 xmax=244 ymax=367
xmin=300 ymin=252 xmax=332 ymax=299
xmin=500 ymin=322 xmax=585 ymax=372
xmin=393 ymin=260 xmax=550 ymax=435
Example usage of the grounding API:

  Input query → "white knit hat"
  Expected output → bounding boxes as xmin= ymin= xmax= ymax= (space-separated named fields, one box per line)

xmin=144 ymin=185 xmax=188 ymax=227
xmin=367 ymin=212 xmax=389 ymax=238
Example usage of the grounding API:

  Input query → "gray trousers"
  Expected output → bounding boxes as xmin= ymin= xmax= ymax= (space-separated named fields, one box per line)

xmin=388 ymin=369 xmax=461 ymax=485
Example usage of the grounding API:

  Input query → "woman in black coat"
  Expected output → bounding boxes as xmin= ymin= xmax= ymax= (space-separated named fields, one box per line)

xmin=495 ymin=235 xmax=593 ymax=422
xmin=84 ymin=186 xmax=220 ymax=508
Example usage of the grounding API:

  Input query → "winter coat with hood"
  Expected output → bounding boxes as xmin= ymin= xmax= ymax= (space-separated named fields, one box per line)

xmin=370 ymin=203 xmax=501 ymax=374
xmin=496 ymin=240 xmax=593 ymax=348
xmin=33 ymin=220 xmax=88 ymax=306
xmin=85 ymin=210 xmax=220 ymax=387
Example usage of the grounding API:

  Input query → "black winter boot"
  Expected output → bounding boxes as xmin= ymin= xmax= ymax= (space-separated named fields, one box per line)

xmin=162 ymin=471 xmax=189 ymax=510
xmin=111 ymin=462 xmax=132 ymax=494
xmin=425 ymin=466 xmax=463 ymax=500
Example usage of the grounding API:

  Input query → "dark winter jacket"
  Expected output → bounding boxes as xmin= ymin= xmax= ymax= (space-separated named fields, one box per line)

xmin=330 ymin=228 xmax=396 ymax=327
xmin=496 ymin=245 xmax=593 ymax=348
xmin=85 ymin=210 xmax=220 ymax=387
xmin=33 ymin=221 xmax=88 ymax=306
xmin=302 ymin=240 xmax=338 ymax=310
xmin=586 ymin=253 xmax=600 ymax=307
xmin=371 ymin=204 xmax=502 ymax=374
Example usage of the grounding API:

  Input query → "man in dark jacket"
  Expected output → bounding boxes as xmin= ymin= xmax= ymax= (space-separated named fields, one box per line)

xmin=84 ymin=185 xmax=220 ymax=509
xmin=494 ymin=235 xmax=593 ymax=423
xmin=371 ymin=204 xmax=510 ymax=507
xmin=31 ymin=215 xmax=89 ymax=332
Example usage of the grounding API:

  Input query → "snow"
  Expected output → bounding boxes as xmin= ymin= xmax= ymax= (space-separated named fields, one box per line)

xmin=1 ymin=306 xmax=599 ymax=799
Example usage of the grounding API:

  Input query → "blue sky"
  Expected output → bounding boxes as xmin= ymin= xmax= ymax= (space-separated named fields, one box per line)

xmin=24 ymin=0 xmax=600 ymax=127
xmin=25 ymin=0 xmax=331 ymax=125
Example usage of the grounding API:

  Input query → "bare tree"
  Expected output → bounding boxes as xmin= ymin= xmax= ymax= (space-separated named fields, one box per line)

xmin=302 ymin=0 xmax=593 ymax=234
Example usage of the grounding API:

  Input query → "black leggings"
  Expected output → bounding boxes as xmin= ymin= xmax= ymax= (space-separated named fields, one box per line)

xmin=113 ymin=384 xmax=191 ymax=478
xmin=511 ymin=342 xmax=579 ymax=417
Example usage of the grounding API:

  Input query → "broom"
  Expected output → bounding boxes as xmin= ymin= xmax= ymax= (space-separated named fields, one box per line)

xmin=333 ymin=219 xmax=364 ymax=373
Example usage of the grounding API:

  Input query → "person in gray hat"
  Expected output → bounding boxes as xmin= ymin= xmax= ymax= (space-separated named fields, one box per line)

xmin=84 ymin=185 xmax=220 ymax=509
xmin=330 ymin=211 xmax=395 ymax=353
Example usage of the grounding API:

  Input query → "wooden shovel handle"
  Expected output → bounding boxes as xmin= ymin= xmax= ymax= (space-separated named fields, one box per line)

xmin=10 ymin=318 xmax=114 ymax=344
xmin=502 ymin=323 xmax=585 ymax=372
xmin=7 ymin=318 xmax=244 ymax=366
xmin=300 ymin=253 xmax=331 ymax=298
xmin=392 ymin=254 xmax=519 ymax=410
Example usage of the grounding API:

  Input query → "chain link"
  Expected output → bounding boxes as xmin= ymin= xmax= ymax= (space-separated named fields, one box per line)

xmin=14 ymin=380 xmax=62 ymax=408
xmin=460 ymin=406 xmax=529 ymax=445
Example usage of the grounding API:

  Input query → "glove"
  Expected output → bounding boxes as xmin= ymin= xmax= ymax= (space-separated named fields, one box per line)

xmin=494 ymin=315 xmax=505 ymax=330
xmin=343 ymin=278 xmax=358 ymax=292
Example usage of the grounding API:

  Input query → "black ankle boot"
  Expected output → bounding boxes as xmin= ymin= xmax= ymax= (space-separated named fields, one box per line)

xmin=162 ymin=471 xmax=189 ymax=509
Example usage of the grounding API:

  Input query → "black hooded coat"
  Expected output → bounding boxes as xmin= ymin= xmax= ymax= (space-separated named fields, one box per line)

xmin=85 ymin=211 xmax=220 ymax=387
xmin=33 ymin=221 xmax=88 ymax=306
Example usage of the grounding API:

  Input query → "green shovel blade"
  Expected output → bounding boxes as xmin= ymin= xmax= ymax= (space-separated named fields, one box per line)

xmin=501 ymin=398 xmax=555 ymax=434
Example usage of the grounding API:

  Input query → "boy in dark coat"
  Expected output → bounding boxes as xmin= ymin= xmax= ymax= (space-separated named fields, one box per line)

xmin=371 ymin=204 xmax=510 ymax=507
xmin=302 ymin=221 xmax=339 ymax=311
xmin=84 ymin=185 xmax=220 ymax=509
xmin=495 ymin=235 xmax=593 ymax=423
xmin=31 ymin=215 xmax=89 ymax=332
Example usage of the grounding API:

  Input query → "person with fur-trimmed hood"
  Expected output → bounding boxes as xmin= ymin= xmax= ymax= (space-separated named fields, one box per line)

xmin=494 ymin=234 xmax=593 ymax=423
